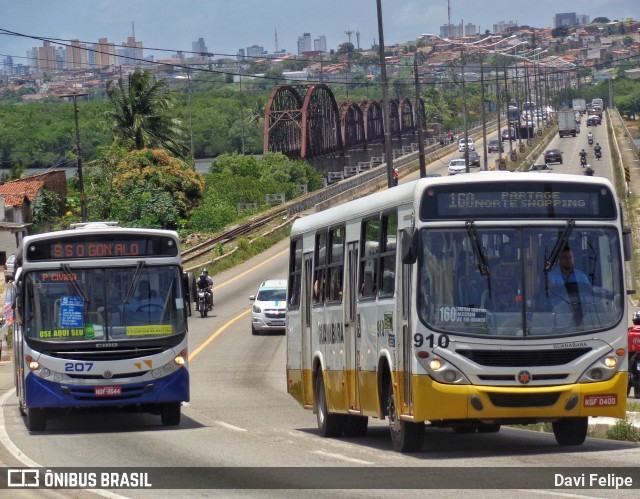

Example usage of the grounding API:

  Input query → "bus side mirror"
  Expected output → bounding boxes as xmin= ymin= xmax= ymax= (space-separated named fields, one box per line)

xmin=400 ymin=228 xmax=418 ymax=264
xmin=12 ymin=281 xmax=22 ymax=325
xmin=623 ymin=226 xmax=633 ymax=261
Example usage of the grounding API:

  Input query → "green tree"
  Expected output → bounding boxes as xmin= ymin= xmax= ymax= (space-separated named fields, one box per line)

xmin=105 ymin=148 xmax=204 ymax=229
xmin=105 ymin=69 xmax=187 ymax=158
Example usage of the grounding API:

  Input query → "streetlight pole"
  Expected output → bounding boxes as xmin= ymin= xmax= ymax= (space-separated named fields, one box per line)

xmin=376 ymin=0 xmax=394 ymax=188
xmin=413 ymin=55 xmax=427 ymax=177
xmin=60 ymin=91 xmax=88 ymax=222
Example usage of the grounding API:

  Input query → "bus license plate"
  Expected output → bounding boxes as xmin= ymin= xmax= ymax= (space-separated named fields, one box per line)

xmin=95 ymin=386 xmax=121 ymax=397
xmin=583 ymin=394 xmax=617 ymax=407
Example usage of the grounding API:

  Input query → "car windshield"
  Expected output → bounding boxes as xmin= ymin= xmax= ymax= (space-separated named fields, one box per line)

xmin=257 ymin=289 xmax=287 ymax=301
xmin=23 ymin=266 xmax=187 ymax=341
xmin=418 ymin=226 xmax=623 ymax=338
xmin=450 ymin=160 xmax=465 ymax=166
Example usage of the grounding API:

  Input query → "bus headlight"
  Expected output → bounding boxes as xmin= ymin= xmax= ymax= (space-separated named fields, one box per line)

xmin=578 ymin=354 xmax=619 ymax=383
xmin=39 ymin=368 xmax=51 ymax=378
xmin=421 ymin=355 xmax=470 ymax=385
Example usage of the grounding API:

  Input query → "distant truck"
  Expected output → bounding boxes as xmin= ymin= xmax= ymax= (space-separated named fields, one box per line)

xmin=558 ymin=110 xmax=577 ymax=138
xmin=572 ymin=98 xmax=586 ymax=113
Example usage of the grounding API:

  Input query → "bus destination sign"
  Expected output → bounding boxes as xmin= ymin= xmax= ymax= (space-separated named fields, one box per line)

xmin=420 ymin=181 xmax=617 ymax=220
xmin=27 ymin=234 xmax=178 ymax=261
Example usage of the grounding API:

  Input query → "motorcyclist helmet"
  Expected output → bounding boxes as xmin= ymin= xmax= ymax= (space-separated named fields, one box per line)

xmin=201 ymin=269 xmax=208 ymax=276
xmin=633 ymin=311 xmax=640 ymax=325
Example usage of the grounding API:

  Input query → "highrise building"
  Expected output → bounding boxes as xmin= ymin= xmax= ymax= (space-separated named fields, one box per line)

xmin=119 ymin=36 xmax=143 ymax=66
xmin=493 ymin=20 xmax=517 ymax=34
xmin=66 ymin=39 xmax=88 ymax=69
xmin=246 ymin=45 xmax=266 ymax=58
xmin=554 ymin=13 xmax=577 ymax=27
xmin=314 ymin=35 xmax=327 ymax=53
xmin=192 ymin=38 xmax=208 ymax=55
xmin=297 ymin=33 xmax=312 ymax=54
xmin=37 ymin=41 xmax=57 ymax=71
xmin=95 ymin=38 xmax=117 ymax=68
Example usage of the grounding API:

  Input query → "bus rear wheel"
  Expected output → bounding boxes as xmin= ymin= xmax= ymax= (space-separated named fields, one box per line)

xmin=386 ymin=380 xmax=424 ymax=452
xmin=552 ymin=417 xmax=588 ymax=446
xmin=315 ymin=374 xmax=345 ymax=437
xmin=160 ymin=402 xmax=181 ymax=426
xmin=26 ymin=407 xmax=46 ymax=431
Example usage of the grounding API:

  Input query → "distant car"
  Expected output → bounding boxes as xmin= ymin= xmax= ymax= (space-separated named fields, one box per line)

xmin=501 ymin=128 xmax=515 ymax=142
xmin=488 ymin=138 xmax=503 ymax=153
xmin=528 ymin=163 xmax=553 ymax=173
xmin=3 ymin=254 xmax=15 ymax=283
xmin=586 ymin=116 xmax=598 ymax=127
xmin=448 ymin=158 xmax=468 ymax=175
xmin=544 ymin=149 xmax=563 ymax=165
xmin=465 ymin=150 xmax=481 ymax=168
xmin=458 ymin=138 xmax=475 ymax=152
xmin=250 ymin=278 xmax=287 ymax=335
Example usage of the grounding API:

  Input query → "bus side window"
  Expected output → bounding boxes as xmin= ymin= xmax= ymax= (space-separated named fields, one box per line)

xmin=360 ymin=218 xmax=380 ymax=299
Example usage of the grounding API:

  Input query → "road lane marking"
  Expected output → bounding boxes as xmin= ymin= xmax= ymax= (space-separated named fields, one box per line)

xmin=215 ymin=421 xmax=248 ymax=432
xmin=313 ymin=450 xmax=373 ymax=465
xmin=189 ymin=247 xmax=288 ymax=361
xmin=189 ymin=308 xmax=252 ymax=361
xmin=0 ymin=389 xmax=127 ymax=498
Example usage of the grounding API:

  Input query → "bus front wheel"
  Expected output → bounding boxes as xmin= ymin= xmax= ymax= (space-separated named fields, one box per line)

xmin=160 ymin=402 xmax=181 ymax=426
xmin=26 ymin=407 xmax=46 ymax=431
xmin=552 ymin=417 xmax=588 ymax=446
xmin=386 ymin=380 xmax=424 ymax=452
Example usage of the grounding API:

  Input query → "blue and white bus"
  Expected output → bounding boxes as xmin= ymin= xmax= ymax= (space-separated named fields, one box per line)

xmin=11 ymin=222 xmax=189 ymax=431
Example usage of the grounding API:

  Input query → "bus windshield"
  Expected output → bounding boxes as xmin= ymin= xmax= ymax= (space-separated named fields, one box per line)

xmin=23 ymin=266 xmax=186 ymax=341
xmin=418 ymin=226 xmax=623 ymax=337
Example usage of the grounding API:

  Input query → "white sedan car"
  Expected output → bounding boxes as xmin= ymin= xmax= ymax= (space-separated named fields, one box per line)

xmin=448 ymin=158 xmax=468 ymax=175
xmin=458 ymin=138 xmax=474 ymax=152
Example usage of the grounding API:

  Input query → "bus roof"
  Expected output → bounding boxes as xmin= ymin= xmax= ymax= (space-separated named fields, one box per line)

xmin=290 ymin=171 xmax=616 ymax=236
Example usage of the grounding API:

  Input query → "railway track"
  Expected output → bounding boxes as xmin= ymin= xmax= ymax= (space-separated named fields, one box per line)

xmin=182 ymin=207 xmax=288 ymax=268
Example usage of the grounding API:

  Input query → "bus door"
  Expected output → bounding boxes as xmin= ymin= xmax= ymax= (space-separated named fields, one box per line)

xmin=302 ymin=253 xmax=314 ymax=406
xmin=401 ymin=261 xmax=413 ymax=412
xmin=346 ymin=242 xmax=360 ymax=410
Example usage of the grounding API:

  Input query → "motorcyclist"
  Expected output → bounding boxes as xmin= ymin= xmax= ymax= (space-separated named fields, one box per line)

xmin=579 ymin=148 xmax=588 ymax=167
xmin=196 ymin=269 xmax=213 ymax=310
xmin=594 ymin=142 xmax=602 ymax=159
xmin=584 ymin=166 xmax=594 ymax=176
xmin=587 ymin=131 xmax=593 ymax=144
xmin=628 ymin=311 xmax=640 ymax=398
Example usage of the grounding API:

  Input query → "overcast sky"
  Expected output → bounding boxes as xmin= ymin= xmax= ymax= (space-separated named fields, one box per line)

xmin=1 ymin=0 xmax=637 ymax=62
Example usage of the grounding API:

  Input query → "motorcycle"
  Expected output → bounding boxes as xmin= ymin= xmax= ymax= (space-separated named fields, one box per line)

xmin=595 ymin=149 xmax=602 ymax=160
xmin=584 ymin=167 xmax=594 ymax=176
xmin=580 ymin=156 xmax=587 ymax=167
xmin=588 ymin=136 xmax=593 ymax=146
xmin=629 ymin=321 xmax=640 ymax=398
xmin=196 ymin=289 xmax=213 ymax=317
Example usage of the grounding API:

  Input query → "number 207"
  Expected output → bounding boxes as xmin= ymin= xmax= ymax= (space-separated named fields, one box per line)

xmin=64 ymin=362 xmax=94 ymax=372
xmin=413 ymin=333 xmax=450 ymax=349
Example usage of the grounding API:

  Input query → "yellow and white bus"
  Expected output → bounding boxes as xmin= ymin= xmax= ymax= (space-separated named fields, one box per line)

xmin=286 ymin=172 xmax=631 ymax=452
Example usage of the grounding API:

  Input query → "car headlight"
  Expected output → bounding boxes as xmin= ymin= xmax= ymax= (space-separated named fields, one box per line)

xmin=253 ymin=305 xmax=261 ymax=313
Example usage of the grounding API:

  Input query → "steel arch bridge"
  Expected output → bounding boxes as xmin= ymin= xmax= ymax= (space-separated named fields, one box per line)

xmin=264 ymin=84 xmax=425 ymax=160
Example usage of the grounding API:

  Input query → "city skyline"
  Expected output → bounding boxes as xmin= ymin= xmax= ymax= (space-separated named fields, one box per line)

xmin=1 ymin=0 xmax=638 ymax=64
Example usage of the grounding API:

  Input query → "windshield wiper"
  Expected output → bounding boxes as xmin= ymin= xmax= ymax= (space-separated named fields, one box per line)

xmin=465 ymin=221 xmax=490 ymax=277
xmin=544 ymin=220 xmax=575 ymax=273
xmin=61 ymin=264 xmax=90 ymax=304
xmin=124 ymin=261 xmax=146 ymax=304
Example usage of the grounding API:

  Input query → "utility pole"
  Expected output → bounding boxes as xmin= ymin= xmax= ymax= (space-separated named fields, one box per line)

xmin=60 ymin=91 xmax=88 ymax=222
xmin=414 ymin=55 xmax=426 ymax=177
xmin=376 ymin=0 xmax=394 ymax=188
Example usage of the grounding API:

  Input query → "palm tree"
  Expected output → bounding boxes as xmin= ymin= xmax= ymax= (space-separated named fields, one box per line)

xmin=105 ymin=69 xmax=187 ymax=158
